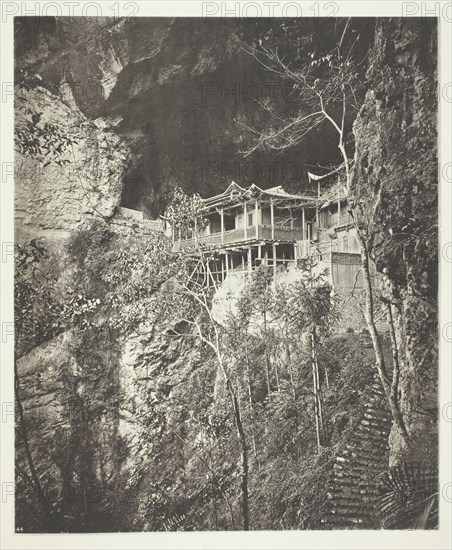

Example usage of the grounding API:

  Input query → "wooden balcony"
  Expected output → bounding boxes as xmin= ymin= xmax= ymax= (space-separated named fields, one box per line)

xmin=173 ymin=225 xmax=305 ymax=251
xmin=336 ymin=213 xmax=353 ymax=228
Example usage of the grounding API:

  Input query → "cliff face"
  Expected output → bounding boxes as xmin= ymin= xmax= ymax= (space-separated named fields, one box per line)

xmin=15 ymin=81 xmax=130 ymax=241
xmin=16 ymin=290 xmax=206 ymax=532
xmin=16 ymin=17 xmax=358 ymax=214
xmin=350 ymin=18 xmax=438 ymax=465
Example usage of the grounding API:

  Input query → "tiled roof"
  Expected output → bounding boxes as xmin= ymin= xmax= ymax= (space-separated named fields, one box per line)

xmin=202 ymin=181 xmax=318 ymax=210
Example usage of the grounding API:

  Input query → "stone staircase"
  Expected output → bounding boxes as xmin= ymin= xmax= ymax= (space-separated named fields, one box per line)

xmin=323 ymin=375 xmax=392 ymax=528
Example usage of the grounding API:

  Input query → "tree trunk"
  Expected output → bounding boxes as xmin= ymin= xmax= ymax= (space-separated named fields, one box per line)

xmin=15 ymin=357 xmax=53 ymax=528
xmin=226 ymin=379 xmax=249 ymax=530
xmin=356 ymin=232 xmax=410 ymax=441
xmin=286 ymin=342 xmax=296 ymax=399
xmin=244 ymin=355 xmax=258 ymax=461
xmin=324 ymin=364 xmax=330 ymax=390
xmin=335 ymin=118 xmax=410 ymax=444
xmin=265 ymin=350 xmax=272 ymax=401
xmin=315 ymin=356 xmax=327 ymax=445
xmin=311 ymin=331 xmax=323 ymax=450
xmin=385 ymin=302 xmax=403 ymax=420
xmin=215 ymin=344 xmax=250 ymax=530
xmin=263 ymin=310 xmax=272 ymax=402
xmin=274 ymin=353 xmax=281 ymax=393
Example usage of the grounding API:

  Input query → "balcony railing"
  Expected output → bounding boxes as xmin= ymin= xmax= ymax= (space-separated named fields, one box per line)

xmin=337 ymin=213 xmax=353 ymax=227
xmin=173 ymin=225 xmax=305 ymax=251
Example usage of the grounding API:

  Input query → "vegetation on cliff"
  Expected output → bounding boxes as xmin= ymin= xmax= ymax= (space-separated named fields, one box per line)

xmin=15 ymin=221 xmax=389 ymax=531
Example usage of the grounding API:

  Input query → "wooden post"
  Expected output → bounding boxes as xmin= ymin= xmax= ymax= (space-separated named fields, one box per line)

xmin=270 ymin=199 xmax=275 ymax=240
xmin=247 ymin=247 xmax=252 ymax=272
xmin=244 ymin=203 xmax=248 ymax=240
xmin=220 ymin=207 xmax=224 ymax=244
xmin=258 ymin=244 xmax=262 ymax=260
xmin=194 ymin=217 xmax=198 ymax=245
xmin=255 ymin=200 xmax=259 ymax=238
xmin=225 ymin=252 xmax=229 ymax=287
xmin=337 ymin=185 xmax=341 ymax=222
xmin=264 ymin=248 xmax=268 ymax=265
xmin=241 ymin=253 xmax=245 ymax=272
xmin=302 ymin=206 xmax=306 ymax=241
xmin=272 ymin=243 xmax=277 ymax=282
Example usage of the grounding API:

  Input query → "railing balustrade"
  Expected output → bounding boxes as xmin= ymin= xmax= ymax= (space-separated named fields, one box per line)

xmin=174 ymin=225 xmax=306 ymax=251
xmin=337 ymin=213 xmax=353 ymax=227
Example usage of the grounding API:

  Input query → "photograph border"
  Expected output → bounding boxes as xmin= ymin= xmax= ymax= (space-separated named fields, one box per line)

xmin=1 ymin=1 xmax=451 ymax=548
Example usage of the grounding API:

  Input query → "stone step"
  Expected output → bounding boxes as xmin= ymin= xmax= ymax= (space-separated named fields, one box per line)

xmin=325 ymin=380 xmax=392 ymax=530
xmin=363 ymin=408 xmax=391 ymax=419
xmin=348 ymin=438 xmax=389 ymax=451
xmin=328 ymin=487 xmax=379 ymax=498
xmin=361 ymin=418 xmax=391 ymax=430
xmin=328 ymin=487 xmax=381 ymax=498
xmin=332 ymin=507 xmax=372 ymax=523
xmin=329 ymin=499 xmax=375 ymax=510
xmin=331 ymin=477 xmax=380 ymax=488
xmin=343 ymin=445 xmax=389 ymax=460
xmin=358 ymin=425 xmax=390 ymax=437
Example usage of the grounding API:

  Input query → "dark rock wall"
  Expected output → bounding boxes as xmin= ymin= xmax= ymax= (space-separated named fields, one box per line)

xmin=350 ymin=18 xmax=438 ymax=465
xmin=16 ymin=17 xmax=367 ymax=213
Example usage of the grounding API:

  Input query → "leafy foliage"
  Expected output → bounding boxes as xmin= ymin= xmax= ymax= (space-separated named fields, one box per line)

xmin=150 ymin=250 xmax=351 ymax=530
xmin=15 ymin=72 xmax=80 ymax=165
xmin=67 ymin=219 xmax=175 ymax=332
xmin=378 ymin=463 xmax=438 ymax=529
xmin=165 ymin=186 xmax=207 ymax=237
xmin=15 ymin=239 xmax=99 ymax=356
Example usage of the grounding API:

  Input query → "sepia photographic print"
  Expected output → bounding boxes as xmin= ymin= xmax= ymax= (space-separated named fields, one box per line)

xmin=1 ymin=1 xmax=451 ymax=547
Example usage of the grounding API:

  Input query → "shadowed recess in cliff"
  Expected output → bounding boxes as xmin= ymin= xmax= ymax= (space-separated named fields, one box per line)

xmin=15 ymin=17 xmax=375 ymax=214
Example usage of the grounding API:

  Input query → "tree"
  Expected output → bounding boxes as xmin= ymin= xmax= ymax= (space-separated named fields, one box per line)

xmin=241 ymin=20 xmax=410 ymax=442
xmin=15 ymin=70 xmax=80 ymax=165
xmin=67 ymin=218 xmax=173 ymax=333
xmin=165 ymin=187 xmax=207 ymax=241
xmin=163 ymin=248 xmax=251 ymax=530
xmin=272 ymin=257 xmax=336 ymax=450
xmin=234 ymin=265 xmax=277 ymax=400
xmin=14 ymin=239 xmax=101 ymax=530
